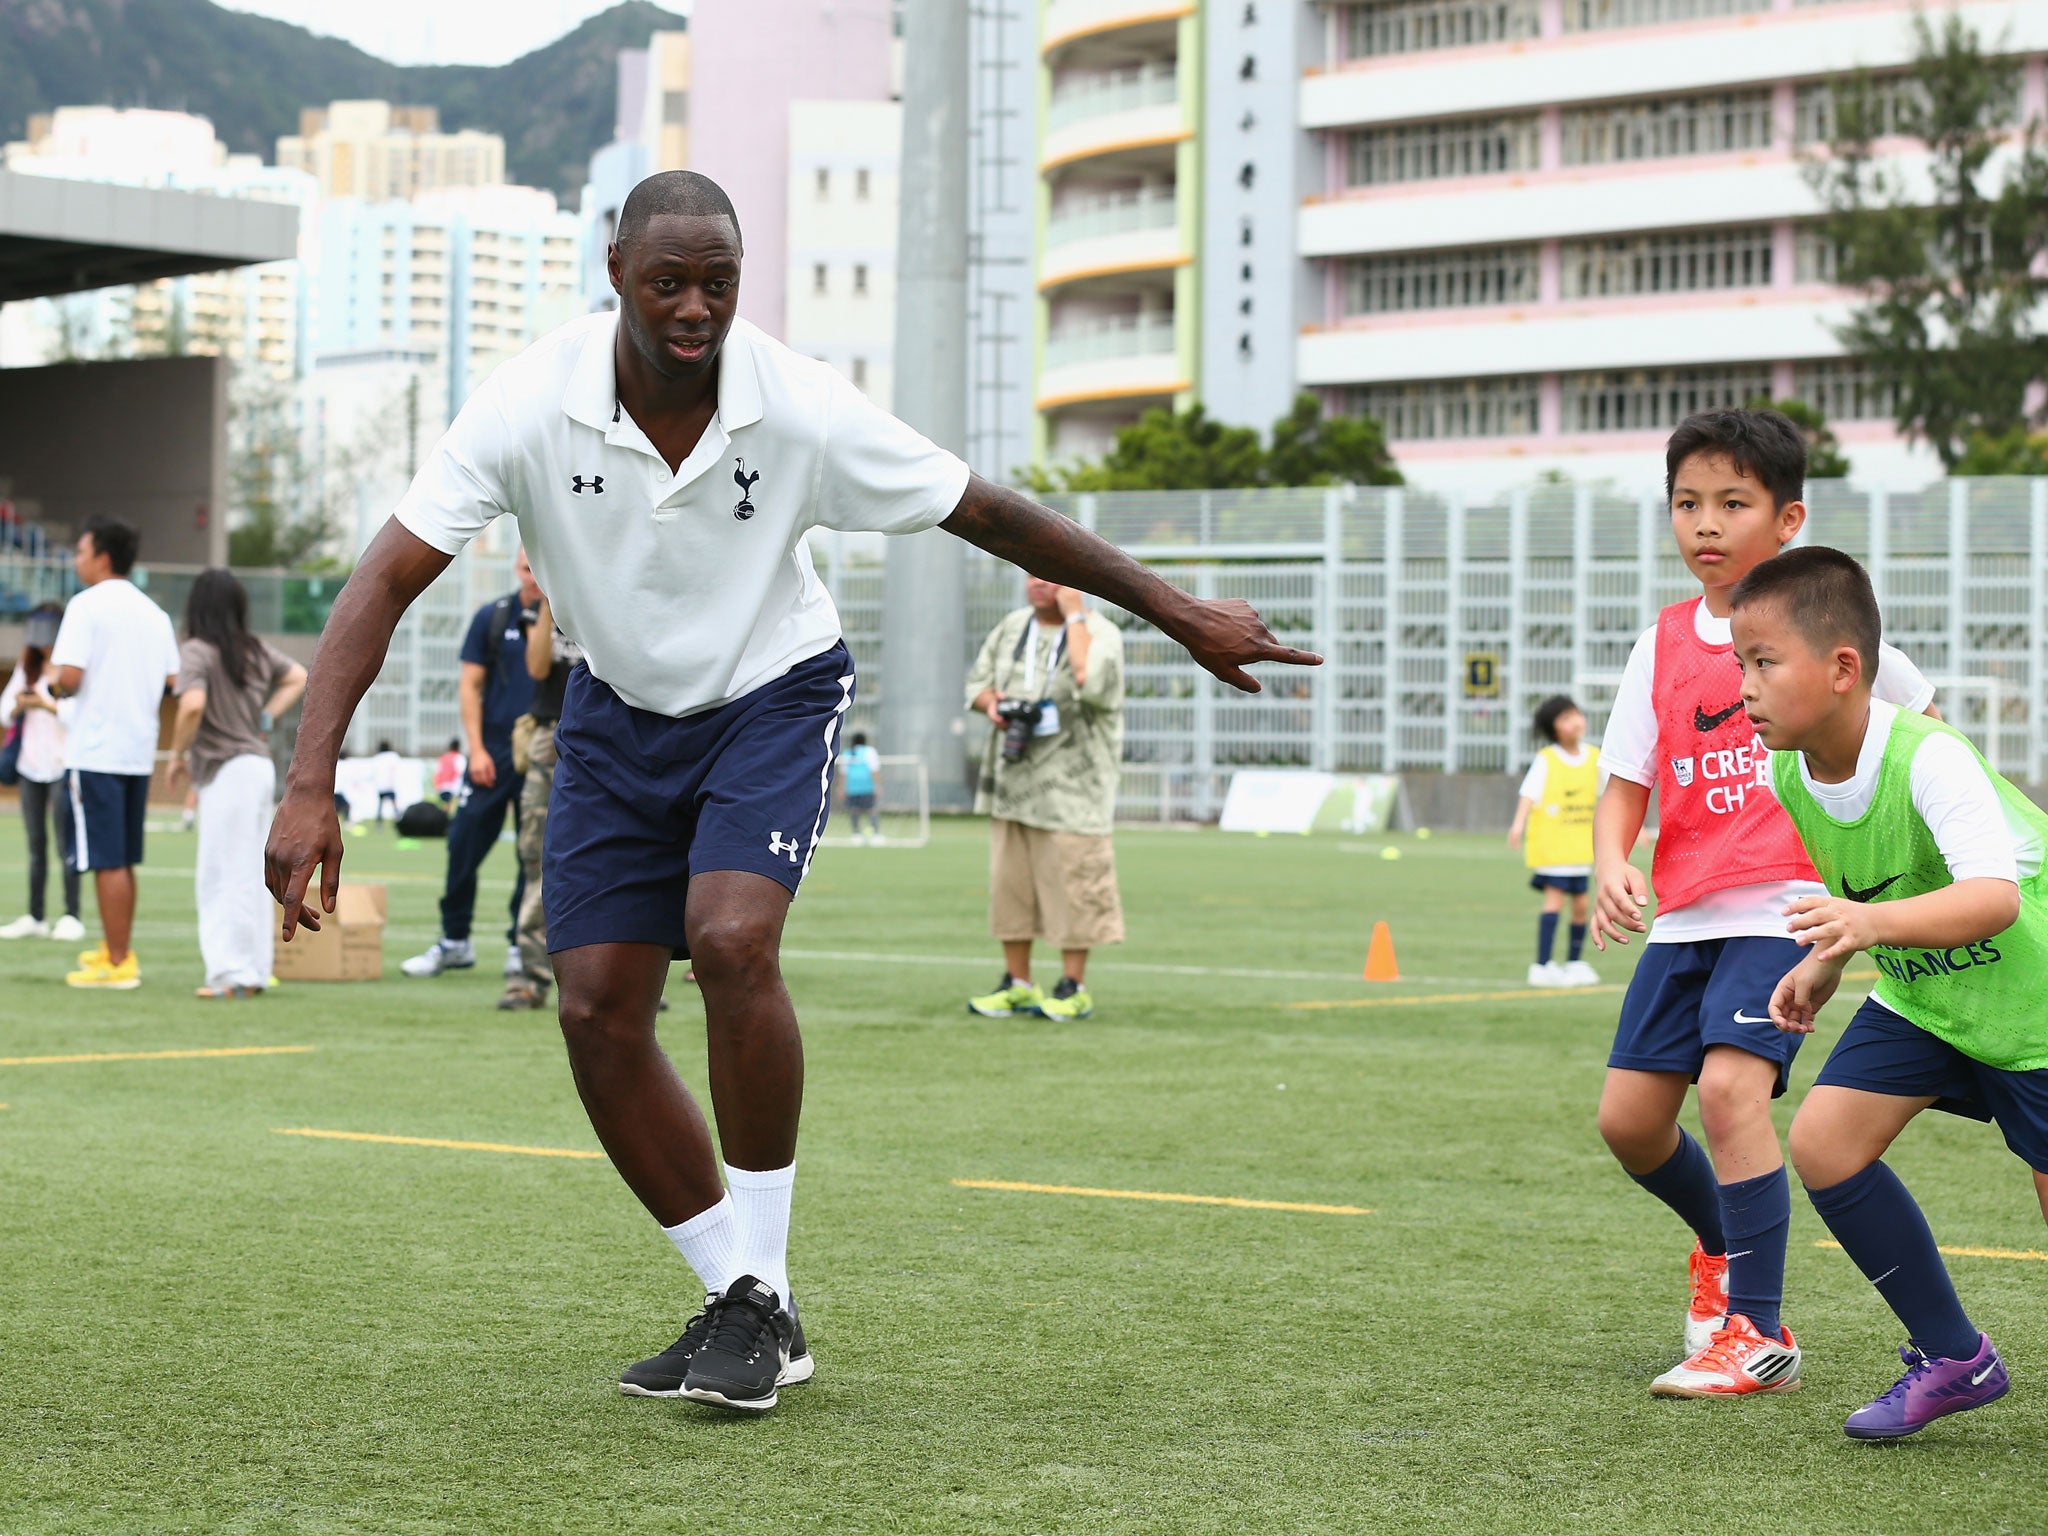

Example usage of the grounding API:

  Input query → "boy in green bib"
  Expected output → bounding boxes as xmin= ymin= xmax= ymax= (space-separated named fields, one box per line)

xmin=1727 ymin=545 xmax=2047 ymax=1440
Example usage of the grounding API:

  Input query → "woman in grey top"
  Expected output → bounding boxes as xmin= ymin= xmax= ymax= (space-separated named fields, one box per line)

xmin=167 ymin=570 xmax=305 ymax=997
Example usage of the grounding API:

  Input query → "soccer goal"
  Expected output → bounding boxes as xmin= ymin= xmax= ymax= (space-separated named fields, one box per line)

xmin=821 ymin=753 xmax=931 ymax=849
xmin=1927 ymin=675 xmax=2007 ymax=775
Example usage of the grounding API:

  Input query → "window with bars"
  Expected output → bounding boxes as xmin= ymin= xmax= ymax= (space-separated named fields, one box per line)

xmin=1344 ymin=115 xmax=1540 ymax=186
xmin=1343 ymin=376 xmax=1540 ymax=439
xmin=1794 ymin=225 xmax=1841 ymax=283
xmin=1792 ymin=359 xmax=1899 ymax=422
xmin=1560 ymin=226 xmax=1774 ymax=297
xmin=1793 ymin=71 xmax=2018 ymax=145
xmin=1562 ymin=0 xmax=1766 ymax=29
xmin=1337 ymin=0 xmax=1540 ymax=58
xmin=1562 ymin=365 xmax=1775 ymax=432
xmin=1341 ymin=245 xmax=1539 ymax=314
xmin=1562 ymin=89 xmax=1773 ymax=164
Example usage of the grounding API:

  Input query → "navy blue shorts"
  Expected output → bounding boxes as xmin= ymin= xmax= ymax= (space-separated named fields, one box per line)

xmin=846 ymin=791 xmax=877 ymax=812
xmin=1608 ymin=935 xmax=1806 ymax=1096
xmin=67 ymin=769 xmax=149 ymax=871
xmin=543 ymin=645 xmax=854 ymax=957
xmin=1530 ymin=873 xmax=1590 ymax=895
xmin=1815 ymin=999 xmax=2048 ymax=1173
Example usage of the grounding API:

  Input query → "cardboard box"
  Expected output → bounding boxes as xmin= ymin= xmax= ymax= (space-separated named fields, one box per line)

xmin=273 ymin=883 xmax=386 ymax=981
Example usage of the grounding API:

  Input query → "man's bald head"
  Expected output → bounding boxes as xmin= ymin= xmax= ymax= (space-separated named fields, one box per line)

xmin=616 ymin=171 xmax=743 ymax=253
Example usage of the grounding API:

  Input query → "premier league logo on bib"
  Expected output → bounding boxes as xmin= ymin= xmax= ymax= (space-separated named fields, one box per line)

xmin=1672 ymin=756 xmax=1696 ymax=788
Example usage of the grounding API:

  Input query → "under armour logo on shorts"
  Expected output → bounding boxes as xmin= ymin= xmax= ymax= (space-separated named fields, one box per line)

xmin=768 ymin=831 xmax=801 ymax=862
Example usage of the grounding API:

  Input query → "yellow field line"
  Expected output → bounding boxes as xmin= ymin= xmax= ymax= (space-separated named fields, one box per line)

xmin=953 ymin=1178 xmax=1370 ymax=1216
xmin=273 ymin=1127 xmax=606 ymax=1160
xmin=1818 ymin=1240 xmax=2048 ymax=1263
xmin=1283 ymin=968 xmax=1883 ymax=1012
xmin=0 ymin=1045 xmax=315 ymax=1067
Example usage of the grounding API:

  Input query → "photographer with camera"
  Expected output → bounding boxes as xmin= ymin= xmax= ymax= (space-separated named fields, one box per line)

xmin=964 ymin=574 xmax=1125 ymax=1022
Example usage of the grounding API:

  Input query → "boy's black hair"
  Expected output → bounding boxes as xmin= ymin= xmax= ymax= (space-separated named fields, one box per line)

xmin=377 ymin=740 xmax=394 ymax=754
xmin=1533 ymin=695 xmax=1580 ymax=744
xmin=448 ymin=738 xmax=461 ymax=753
xmin=850 ymin=731 xmax=868 ymax=747
xmin=1729 ymin=545 xmax=1881 ymax=682
xmin=82 ymin=516 xmax=139 ymax=576
xmin=1664 ymin=408 xmax=1806 ymax=510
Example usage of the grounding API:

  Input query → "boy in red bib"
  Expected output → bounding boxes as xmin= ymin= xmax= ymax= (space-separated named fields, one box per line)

xmin=1590 ymin=409 xmax=1935 ymax=1397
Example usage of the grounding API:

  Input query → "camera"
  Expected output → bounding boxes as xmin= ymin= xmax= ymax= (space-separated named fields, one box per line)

xmin=995 ymin=699 xmax=1043 ymax=764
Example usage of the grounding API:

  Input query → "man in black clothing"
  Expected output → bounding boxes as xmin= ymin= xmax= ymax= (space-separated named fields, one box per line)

xmin=402 ymin=549 xmax=540 ymax=978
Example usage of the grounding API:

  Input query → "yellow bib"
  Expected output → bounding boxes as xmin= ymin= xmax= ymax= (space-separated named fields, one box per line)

xmin=1525 ymin=745 xmax=1599 ymax=869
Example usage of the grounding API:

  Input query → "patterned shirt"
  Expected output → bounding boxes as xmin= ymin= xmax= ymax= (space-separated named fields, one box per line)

xmin=964 ymin=608 xmax=1124 ymax=836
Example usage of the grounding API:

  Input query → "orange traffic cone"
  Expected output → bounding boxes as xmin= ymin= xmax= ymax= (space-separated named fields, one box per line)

xmin=1363 ymin=920 xmax=1400 ymax=982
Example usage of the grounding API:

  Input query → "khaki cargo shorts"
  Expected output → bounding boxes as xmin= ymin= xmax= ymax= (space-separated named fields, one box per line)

xmin=989 ymin=818 xmax=1124 ymax=950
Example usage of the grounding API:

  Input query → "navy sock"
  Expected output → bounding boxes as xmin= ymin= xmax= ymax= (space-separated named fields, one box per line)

xmin=1719 ymin=1167 xmax=1791 ymax=1339
xmin=1568 ymin=923 xmax=1588 ymax=961
xmin=1537 ymin=912 xmax=1559 ymax=964
xmin=1806 ymin=1161 xmax=1978 ymax=1361
xmin=1628 ymin=1130 xmax=1725 ymax=1254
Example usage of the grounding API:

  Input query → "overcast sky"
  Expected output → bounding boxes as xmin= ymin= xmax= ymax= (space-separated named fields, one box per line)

xmin=215 ymin=0 xmax=687 ymax=67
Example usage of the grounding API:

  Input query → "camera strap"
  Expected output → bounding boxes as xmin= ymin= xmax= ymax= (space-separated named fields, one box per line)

xmin=1012 ymin=618 xmax=1066 ymax=699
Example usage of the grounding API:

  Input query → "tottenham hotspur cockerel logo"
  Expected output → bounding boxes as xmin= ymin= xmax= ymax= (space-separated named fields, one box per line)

xmin=733 ymin=458 xmax=761 ymax=520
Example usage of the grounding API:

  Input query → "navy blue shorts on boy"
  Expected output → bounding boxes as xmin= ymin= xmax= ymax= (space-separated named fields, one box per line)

xmin=1529 ymin=872 xmax=1589 ymax=895
xmin=1608 ymin=935 xmax=1805 ymax=1095
xmin=66 ymin=769 xmax=149 ymax=871
xmin=1816 ymin=997 xmax=2048 ymax=1173
xmin=543 ymin=643 xmax=855 ymax=957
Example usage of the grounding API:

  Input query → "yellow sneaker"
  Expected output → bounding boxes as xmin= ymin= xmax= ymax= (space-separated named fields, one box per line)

xmin=66 ymin=952 xmax=141 ymax=990
xmin=77 ymin=943 xmax=110 ymax=968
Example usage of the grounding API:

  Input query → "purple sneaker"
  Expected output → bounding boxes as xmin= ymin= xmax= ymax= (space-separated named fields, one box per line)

xmin=1844 ymin=1335 xmax=2009 ymax=1440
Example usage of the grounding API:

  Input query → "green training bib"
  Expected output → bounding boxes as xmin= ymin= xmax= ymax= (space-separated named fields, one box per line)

xmin=1771 ymin=707 xmax=2048 ymax=1071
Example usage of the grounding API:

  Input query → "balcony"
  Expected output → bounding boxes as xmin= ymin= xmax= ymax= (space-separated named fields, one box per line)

xmin=1040 ymin=187 xmax=1186 ymax=290
xmin=1041 ymin=62 xmax=1189 ymax=171
xmin=1043 ymin=0 xmax=1195 ymax=54
xmin=1038 ymin=314 xmax=1186 ymax=410
xmin=1047 ymin=63 xmax=1178 ymax=135
xmin=1296 ymin=288 xmax=1856 ymax=386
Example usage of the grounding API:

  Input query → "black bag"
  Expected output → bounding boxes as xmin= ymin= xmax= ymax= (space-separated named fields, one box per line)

xmin=0 ymin=721 xmax=19 ymax=786
xmin=396 ymin=800 xmax=450 ymax=838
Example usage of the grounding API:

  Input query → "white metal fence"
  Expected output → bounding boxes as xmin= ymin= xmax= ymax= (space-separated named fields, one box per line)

xmin=20 ymin=480 xmax=2041 ymax=825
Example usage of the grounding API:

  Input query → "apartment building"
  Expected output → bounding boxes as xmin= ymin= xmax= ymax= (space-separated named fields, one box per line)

xmin=279 ymin=101 xmax=506 ymax=204
xmin=1295 ymin=0 xmax=2048 ymax=489
xmin=785 ymin=102 xmax=904 ymax=409
xmin=313 ymin=186 xmax=582 ymax=419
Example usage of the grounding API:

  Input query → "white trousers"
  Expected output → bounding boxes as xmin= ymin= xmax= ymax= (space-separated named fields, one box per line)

xmin=196 ymin=754 xmax=277 ymax=989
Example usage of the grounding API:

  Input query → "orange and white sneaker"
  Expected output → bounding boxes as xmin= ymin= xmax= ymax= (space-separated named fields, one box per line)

xmin=1686 ymin=1240 xmax=1729 ymax=1354
xmin=1651 ymin=1314 xmax=1801 ymax=1398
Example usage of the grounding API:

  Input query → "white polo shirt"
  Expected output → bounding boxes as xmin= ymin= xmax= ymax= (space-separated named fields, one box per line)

xmin=49 ymin=577 xmax=181 ymax=776
xmin=395 ymin=311 xmax=970 ymax=717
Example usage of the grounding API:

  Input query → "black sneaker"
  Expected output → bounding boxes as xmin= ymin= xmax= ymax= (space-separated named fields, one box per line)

xmin=618 ymin=1293 xmax=721 ymax=1397
xmin=681 ymin=1275 xmax=813 ymax=1412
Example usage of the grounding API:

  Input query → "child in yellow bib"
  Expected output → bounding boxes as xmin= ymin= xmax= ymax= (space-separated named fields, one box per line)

xmin=1509 ymin=694 xmax=1601 ymax=988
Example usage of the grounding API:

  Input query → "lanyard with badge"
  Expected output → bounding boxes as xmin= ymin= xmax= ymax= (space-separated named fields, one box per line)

xmin=1012 ymin=620 xmax=1067 ymax=737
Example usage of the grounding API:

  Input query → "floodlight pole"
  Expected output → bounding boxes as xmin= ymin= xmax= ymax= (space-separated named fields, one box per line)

xmin=882 ymin=0 xmax=973 ymax=809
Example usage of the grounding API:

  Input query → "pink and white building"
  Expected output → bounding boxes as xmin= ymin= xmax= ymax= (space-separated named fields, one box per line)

xmin=1296 ymin=0 xmax=2048 ymax=490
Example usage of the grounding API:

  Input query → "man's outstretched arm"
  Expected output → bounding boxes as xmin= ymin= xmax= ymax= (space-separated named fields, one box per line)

xmin=265 ymin=519 xmax=453 ymax=936
xmin=940 ymin=474 xmax=1320 ymax=691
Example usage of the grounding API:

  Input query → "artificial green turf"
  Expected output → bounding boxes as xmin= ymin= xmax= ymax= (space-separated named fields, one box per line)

xmin=2 ymin=817 xmax=2045 ymax=1534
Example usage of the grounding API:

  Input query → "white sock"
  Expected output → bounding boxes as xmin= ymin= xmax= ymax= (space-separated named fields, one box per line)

xmin=723 ymin=1161 xmax=796 ymax=1306
xmin=662 ymin=1194 xmax=742 ymax=1297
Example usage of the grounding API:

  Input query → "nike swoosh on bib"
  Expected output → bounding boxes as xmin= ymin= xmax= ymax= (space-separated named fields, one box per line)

xmin=1694 ymin=701 xmax=1746 ymax=732
xmin=1841 ymin=873 xmax=1905 ymax=903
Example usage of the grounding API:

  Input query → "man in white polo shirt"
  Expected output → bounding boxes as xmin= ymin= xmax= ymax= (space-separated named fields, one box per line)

xmin=266 ymin=171 xmax=1317 ymax=1414
xmin=48 ymin=517 xmax=181 ymax=990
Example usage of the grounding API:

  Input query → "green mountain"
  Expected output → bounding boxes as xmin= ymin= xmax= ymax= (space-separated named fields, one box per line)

xmin=0 ymin=0 xmax=685 ymax=200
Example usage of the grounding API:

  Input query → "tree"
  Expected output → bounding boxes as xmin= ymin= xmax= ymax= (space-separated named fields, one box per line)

xmin=1805 ymin=12 xmax=2048 ymax=469
xmin=1023 ymin=394 xmax=1403 ymax=492
xmin=225 ymin=371 xmax=343 ymax=571
xmin=1954 ymin=425 xmax=2048 ymax=476
xmin=1746 ymin=395 xmax=1850 ymax=479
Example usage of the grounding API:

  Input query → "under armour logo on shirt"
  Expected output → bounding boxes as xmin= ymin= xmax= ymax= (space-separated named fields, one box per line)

xmin=571 ymin=475 xmax=604 ymax=495
xmin=768 ymin=831 xmax=800 ymax=861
